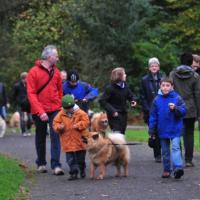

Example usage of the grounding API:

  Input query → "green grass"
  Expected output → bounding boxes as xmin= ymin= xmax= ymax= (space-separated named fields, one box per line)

xmin=126 ymin=129 xmax=200 ymax=151
xmin=0 ymin=155 xmax=26 ymax=200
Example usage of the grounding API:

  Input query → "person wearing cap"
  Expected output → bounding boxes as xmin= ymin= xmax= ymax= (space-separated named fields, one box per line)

xmin=140 ymin=57 xmax=164 ymax=163
xmin=26 ymin=45 xmax=64 ymax=175
xmin=170 ymin=52 xmax=200 ymax=167
xmin=13 ymin=72 xmax=32 ymax=137
xmin=63 ymin=69 xmax=99 ymax=113
xmin=53 ymin=95 xmax=89 ymax=180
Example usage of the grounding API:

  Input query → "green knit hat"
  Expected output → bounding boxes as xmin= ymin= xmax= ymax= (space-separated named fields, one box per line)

xmin=62 ymin=95 xmax=75 ymax=108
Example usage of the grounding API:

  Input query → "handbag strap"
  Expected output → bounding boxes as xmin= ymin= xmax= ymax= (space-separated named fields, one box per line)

xmin=36 ymin=69 xmax=54 ymax=95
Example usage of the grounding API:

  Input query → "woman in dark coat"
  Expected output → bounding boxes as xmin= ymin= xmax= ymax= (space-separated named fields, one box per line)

xmin=99 ymin=67 xmax=137 ymax=134
xmin=140 ymin=57 xmax=164 ymax=162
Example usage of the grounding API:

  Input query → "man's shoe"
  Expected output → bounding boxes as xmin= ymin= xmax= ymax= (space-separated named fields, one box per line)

xmin=155 ymin=157 xmax=162 ymax=163
xmin=185 ymin=162 xmax=194 ymax=168
xmin=174 ymin=169 xmax=184 ymax=179
xmin=53 ymin=167 xmax=64 ymax=175
xmin=68 ymin=174 xmax=78 ymax=181
xmin=37 ymin=165 xmax=47 ymax=173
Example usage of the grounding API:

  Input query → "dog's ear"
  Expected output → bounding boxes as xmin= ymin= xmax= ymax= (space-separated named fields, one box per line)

xmin=92 ymin=134 xmax=99 ymax=140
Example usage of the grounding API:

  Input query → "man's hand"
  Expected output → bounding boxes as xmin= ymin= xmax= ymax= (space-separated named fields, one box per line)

xmin=40 ymin=113 xmax=49 ymax=121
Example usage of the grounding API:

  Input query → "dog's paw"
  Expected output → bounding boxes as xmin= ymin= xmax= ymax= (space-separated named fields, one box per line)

xmin=96 ymin=175 xmax=104 ymax=180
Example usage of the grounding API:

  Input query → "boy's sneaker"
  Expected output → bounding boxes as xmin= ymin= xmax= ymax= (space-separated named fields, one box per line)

xmin=174 ymin=169 xmax=184 ymax=179
xmin=53 ymin=167 xmax=64 ymax=176
xmin=161 ymin=171 xmax=170 ymax=178
xmin=68 ymin=173 xmax=78 ymax=181
xmin=37 ymin=165 xmax=47 ymax=173
xmin=80 ymin=170 xmax=86 ymax=178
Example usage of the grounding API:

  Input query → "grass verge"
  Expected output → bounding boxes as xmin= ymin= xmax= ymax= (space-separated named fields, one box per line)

xmin=126 ymin=128 xmax=200 ymax=151
xmin=0 ymin=155 xmax=26 ymax=200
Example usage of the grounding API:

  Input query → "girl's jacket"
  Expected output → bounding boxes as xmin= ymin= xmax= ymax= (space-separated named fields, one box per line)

xmin=53 ymin=105 xmax=89 ymax=152
xmin=149 ymin=90 xmax=186 ymax=139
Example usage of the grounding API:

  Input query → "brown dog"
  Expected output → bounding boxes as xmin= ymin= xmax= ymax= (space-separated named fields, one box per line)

xmin=86 ymin=132 xmax=130 ymax=180
xmin=90 ymin=112 xmax=108 ymax=134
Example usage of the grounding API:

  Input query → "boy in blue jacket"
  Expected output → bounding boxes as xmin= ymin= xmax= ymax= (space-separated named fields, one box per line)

xmin=149 ymin=77 xmax=186 ymax=179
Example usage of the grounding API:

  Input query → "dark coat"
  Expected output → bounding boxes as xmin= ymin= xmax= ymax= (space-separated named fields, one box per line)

xmin=13 ymin=81 xmax=27 ymax=106
xmin=0 ymin=83 xmax=7 ymax=107
xmin=170 ymin=65 xmax=200 ymax=118
xmin=140 ymin=72 xmax=163 ymax=121
xmin=99 ymin=82 xmax=136 ymax=115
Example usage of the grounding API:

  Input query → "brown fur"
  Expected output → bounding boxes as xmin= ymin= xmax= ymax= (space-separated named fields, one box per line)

xmin=86 ymin=132 xmax=130 ymax=180
xmin=90 ymin=112 xmax=108 ymax=134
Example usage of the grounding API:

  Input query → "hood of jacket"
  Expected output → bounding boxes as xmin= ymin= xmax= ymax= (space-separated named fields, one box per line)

xmin=158 ymin=89 xmax=176 ymax=98
xmin=174 ymin=65 xmax=195 ymax=79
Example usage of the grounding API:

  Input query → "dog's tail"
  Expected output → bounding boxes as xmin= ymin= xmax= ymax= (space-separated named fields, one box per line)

xmin=107 ymin=133 xmax=130 ymax=161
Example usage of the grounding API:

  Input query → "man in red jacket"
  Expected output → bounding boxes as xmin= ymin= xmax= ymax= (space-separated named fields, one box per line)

xmin=26 ymin=45 xmax=64 ymax=175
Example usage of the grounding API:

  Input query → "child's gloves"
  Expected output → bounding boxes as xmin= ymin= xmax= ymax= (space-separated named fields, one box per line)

xmin=57 ymin=123 xmax=65 ymax=134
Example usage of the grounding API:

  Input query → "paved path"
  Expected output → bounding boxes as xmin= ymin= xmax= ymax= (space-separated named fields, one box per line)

xmin=0 ymin=134 xmax=200 ymax=200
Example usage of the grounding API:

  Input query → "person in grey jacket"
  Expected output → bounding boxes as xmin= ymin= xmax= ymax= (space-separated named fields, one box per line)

xmin=170 ymin=52 xmax=200 ymax=167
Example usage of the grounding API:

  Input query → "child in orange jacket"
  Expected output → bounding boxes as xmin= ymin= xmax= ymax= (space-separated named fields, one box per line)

xmin=53 ymin=95 xmax=89 ymax=180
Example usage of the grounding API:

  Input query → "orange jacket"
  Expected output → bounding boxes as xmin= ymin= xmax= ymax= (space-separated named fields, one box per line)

xmin=53 ymin=107 xmax=89 ymax=152
xmin=26 ymin=60 xmax=63 ymax=115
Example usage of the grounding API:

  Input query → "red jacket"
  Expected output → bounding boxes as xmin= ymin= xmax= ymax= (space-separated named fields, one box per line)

xmin=26 ymin=60 xmax=63 ymax=115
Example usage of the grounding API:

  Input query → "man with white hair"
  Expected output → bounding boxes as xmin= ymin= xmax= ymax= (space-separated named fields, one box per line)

xmin=140 ymin=57 xmax=164 ymax=163
xmin=26 ymin=45 xmax=64 ymax=175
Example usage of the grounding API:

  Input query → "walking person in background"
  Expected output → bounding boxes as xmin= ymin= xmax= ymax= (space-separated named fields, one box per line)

xmin=53 ymin=95 xmax=89 ymax=180
xmin=0 ymin=82 xmax=7 ymax=138
xmin=99 ymin=67 xmax=137 ymax=135
xmin=63 ymin=69 xmax=99 ymax=113
xmin=26 ymin=45 xmax=64 ymax=175
xmin=140 ymin=57 xmax=163 ymax=162
xmin=191 ymin=54 xmax=200 ymax=72
xmin=60 ymin=70 xmax=67 ymax=86
xmin=13 ymin=72 xmax=32 ymax=136
xmin=149 ymin=77 xmax=186 ymax=179
xmin=170 ymin=52 xmax=200 ymax=167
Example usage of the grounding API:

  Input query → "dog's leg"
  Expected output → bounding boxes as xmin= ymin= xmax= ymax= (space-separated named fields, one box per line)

xmin=123 ymin=162 xmax=128 ymax=177
xmin=96 ymin=163 xmax=105 ymax=180
xmin=115 ymin=165 xmax=121 ymax=177
xmin=89 ymin=161 xmax=95 ymax=179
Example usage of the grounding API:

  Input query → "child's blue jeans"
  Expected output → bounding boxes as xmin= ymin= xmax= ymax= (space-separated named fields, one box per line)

xmin=160 ymin=137 xmax=183 ymax=172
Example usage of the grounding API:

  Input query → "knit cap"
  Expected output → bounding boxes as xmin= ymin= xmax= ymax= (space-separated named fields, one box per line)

xmin=62 ymin=95 xmax=75 ymax=108
xmin=148 ymin=57 xmax=160 ymax=66
xmin=67 ymin=70 xmax=79 ymax=82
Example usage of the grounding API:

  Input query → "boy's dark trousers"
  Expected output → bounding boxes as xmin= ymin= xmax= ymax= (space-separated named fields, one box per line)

xmin=66 ymin=150 xmax=86 ymax=176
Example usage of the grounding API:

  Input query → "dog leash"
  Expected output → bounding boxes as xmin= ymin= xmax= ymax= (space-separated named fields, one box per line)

xmin=109 ymin=142 xmax=142 ymax=146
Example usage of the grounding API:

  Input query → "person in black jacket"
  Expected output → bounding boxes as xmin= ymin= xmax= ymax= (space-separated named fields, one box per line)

xmin=13 ymin=72 xmax=32 ymax=136
xmin=140 ymin=57 xmax=164 ymax=163
xmin=99 ymin=67 xmax=137 ymax=134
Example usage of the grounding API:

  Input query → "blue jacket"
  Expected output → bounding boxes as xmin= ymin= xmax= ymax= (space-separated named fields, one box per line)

xmin=63 ymin=80 xmax=99 ymax=112
xmin=149 ymin=90 xmax=186 ymax=139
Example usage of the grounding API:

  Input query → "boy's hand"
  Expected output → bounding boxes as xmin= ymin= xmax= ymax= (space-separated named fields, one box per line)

xmin=168 ymin=103 xmax=175 ymax=110
xmin=57 ymin=123 xmax=65 ymax=134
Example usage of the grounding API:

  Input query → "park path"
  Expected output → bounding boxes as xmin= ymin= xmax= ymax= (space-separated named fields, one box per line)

xmin=0 ymin=133 xmax=200 ymax=200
